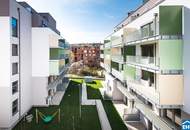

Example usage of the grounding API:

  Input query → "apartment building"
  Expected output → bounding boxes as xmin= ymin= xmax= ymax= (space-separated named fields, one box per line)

xmin=71 ymin=43 xmax=101 ymax=67
xmin=0 ymin=0 xmax=70 ymax=129
xmin=102 ymin=0 xmax=190 ymax=129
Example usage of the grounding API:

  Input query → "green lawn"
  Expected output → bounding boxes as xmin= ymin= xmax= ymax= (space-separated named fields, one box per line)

xmin=86 ymin=84 xmax=128 ymax=130
xmin=13 ymin=81 xmax=101 ymax=130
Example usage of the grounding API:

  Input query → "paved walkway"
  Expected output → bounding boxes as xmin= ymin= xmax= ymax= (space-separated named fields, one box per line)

xmin=81 ymin=83 xmax=96 ymax=105
xmin=81 ymin=83 xmax=112 ymax=130
xmin=51 ymin=81 xmax=69 ymax=105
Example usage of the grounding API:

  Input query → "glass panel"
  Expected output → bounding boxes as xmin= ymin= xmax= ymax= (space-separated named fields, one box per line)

xmin=12 ymin=17 xmax=18 ymax=37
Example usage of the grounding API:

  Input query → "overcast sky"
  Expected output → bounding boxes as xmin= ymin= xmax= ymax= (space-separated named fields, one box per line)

xmin=17 ymin=0 xmax=142 ymax=43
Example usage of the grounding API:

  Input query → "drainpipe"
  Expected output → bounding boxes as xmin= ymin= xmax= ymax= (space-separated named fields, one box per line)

xmin=17 ymin=7 xmax=21 ymax=119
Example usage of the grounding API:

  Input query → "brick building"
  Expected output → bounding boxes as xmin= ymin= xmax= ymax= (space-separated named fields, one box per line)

xmin=71 ymin=43 xmax=101 ymax=67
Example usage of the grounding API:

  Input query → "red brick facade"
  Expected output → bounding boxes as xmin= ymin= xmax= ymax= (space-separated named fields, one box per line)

xmin=71 ymin=43 xmax=101 ymax=67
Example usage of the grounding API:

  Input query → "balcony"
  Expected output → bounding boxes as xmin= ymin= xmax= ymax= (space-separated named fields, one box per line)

xmin=128 ymin=74 xmax=183 ymax=107
xmin=135 ymin=99 xmax=175 ymax=130
xmin=127 ymin=56 xmax=159 ymax=71
xmin=104 ymin=64 xmax=111 ymax=73
xmin=100 ymin=54 xmax=104 ymax=58
xmin=112 ymin=55 xmax=124 ymax=63
xmin=49 ymin=60 xmax=67 ymax=75
xmin=112 ymin=68 xmax=124 ymax=82
xmin=116 ymin=81 xmax=135 ymax=101
xmin=111 ymin=37 xmax=122 ymax=47
xmin=105 ymin=42 xmax=111 ymax=49
xmin=128 ymin=78 xmax=159 ymax=105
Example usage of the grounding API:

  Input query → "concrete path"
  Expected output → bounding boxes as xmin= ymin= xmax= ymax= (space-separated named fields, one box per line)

xmin=81 ymin=83 xmax=95 ymax=105
xmin=81 ymin=83 xmax=112 ymax=130
xmin=51 ymin=92 xmax=65 ymax=105
xmin=51 ymin=81 xmax=69 ymax=105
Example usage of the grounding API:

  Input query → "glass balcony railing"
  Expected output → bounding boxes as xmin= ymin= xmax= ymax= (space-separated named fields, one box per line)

xmin=111 ymin=37 xmax=122 ymax=46
xmin=112 ymin=55 xmax=124 ymax=63
xmin=135 ymin=99 xmax=175 ymax=130
xmin=105 ymin=42 xmax=111 ymax=48
xmin=112 ymin=68 xmax=124 ymax=81
xmin=127 ymin=56 xmax=159 ymax=69
xmin=128 ymin=78 xmax=159 ymax=104
xmin=50 ymin=54 xmax=69 ymax=60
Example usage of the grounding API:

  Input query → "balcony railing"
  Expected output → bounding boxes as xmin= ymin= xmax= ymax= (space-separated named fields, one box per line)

xmin=112 ymin=68 xmax=124 ymax=82
xmin=104 ymin=64 xmax=111 ymax=72
xmin=128 ymin=78 xmax=159 ymax=104
xmin=112 ymin=55 xmax=124 ymax=63
xmin=124 ymin=30 xmax=141 ymax=43
xmin=135 ymin=99 xmax=175 ymax=130
xmin=111 ymin=37 xmax=122 ymax=47
xmin=105 ymin=42 xmax=111 ymax=48
xmin=127 ymin=56 xmax=159 ymax=69
xmin=50 ymin=54 xmax=69 ymax=60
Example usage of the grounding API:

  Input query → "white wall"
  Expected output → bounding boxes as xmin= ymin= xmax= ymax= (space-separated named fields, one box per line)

xmin=32 ymin=77 xmax=48 ymax=106
xmin=19 ymin=4 xmax=32 ymax=116
xmin=32 ymin=28 xmax=50 ymax=77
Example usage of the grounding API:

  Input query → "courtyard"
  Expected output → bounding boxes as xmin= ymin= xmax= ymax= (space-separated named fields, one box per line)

xmin=13 ymin=79 xmax=128 ymax=130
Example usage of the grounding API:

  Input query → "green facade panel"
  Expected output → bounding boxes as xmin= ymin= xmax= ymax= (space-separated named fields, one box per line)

xmin=159 ymin=6 xmax=182 ymax=35
xmin=111 ymin=61 xmax=119 ymax=71
xmin=159 ymin=40 xmax=183 ymax=70
xmin=124 ymin=46 xmax=136 ymax=62
xmin=124 ymin=65 xmax=136 ymax=80
xmin=50 ymin=48 xmax=60 ymax=59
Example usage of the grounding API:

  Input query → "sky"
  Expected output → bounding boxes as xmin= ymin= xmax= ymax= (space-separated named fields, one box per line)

xmin=17 ymin=0 xmax=142 ymax=44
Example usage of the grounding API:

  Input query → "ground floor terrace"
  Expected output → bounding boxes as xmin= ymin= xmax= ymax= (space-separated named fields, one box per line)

xmin=13 ymin=79 xmax=128 ymax=130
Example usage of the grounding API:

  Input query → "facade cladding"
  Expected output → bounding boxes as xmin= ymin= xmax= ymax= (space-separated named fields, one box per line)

xmin=0 ymin=0 xmax=70 ymax=129
xmin=71 ymin=43 xmax=101 ymax=67
xmin=102 ymin=0 xmax=190 ymax=130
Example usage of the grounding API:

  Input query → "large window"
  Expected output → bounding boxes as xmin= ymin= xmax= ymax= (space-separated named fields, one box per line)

xmin=141 ymin=22 xmax=154 ymax=38
xmin=12 ymin=99 xmax=18 ymax=116
xmin=12 ymin=63 xmax=18 ymax=75
xmin=12 ymin=44 xmax=18 ymax=56
xmin=12 ymin=81 xmax=18 ymax=94
xmin=11 ymin=17 xmax=18 ymax=37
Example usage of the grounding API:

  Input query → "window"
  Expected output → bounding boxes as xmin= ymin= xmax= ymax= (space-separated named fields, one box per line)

xmin=141 ymin=22 xmax=154 ymax=38
xmin=12 ymin=63 xmax=18 ymax=75
xmin=12 ymin=99 xmax=18 ymax=116
xmin=12 ymin=81 xmax=18 ymax=94
xmin=12 ymin=44 xmax=18 ymax=56
xmin=12 ymin=17 xmax=18 ymax=37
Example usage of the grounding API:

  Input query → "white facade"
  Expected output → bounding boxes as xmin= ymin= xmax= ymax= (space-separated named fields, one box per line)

xmin=32 ymin=27 xmax=61 ymax=106
xmin=0 ymin=0 xmax=69 ymax=129
xmin=0 ymin=0 xmax=32 ymax=128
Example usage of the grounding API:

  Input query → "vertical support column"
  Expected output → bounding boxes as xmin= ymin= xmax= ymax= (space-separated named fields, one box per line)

xmin=171 ymin=109 xmax=175 ymax=122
